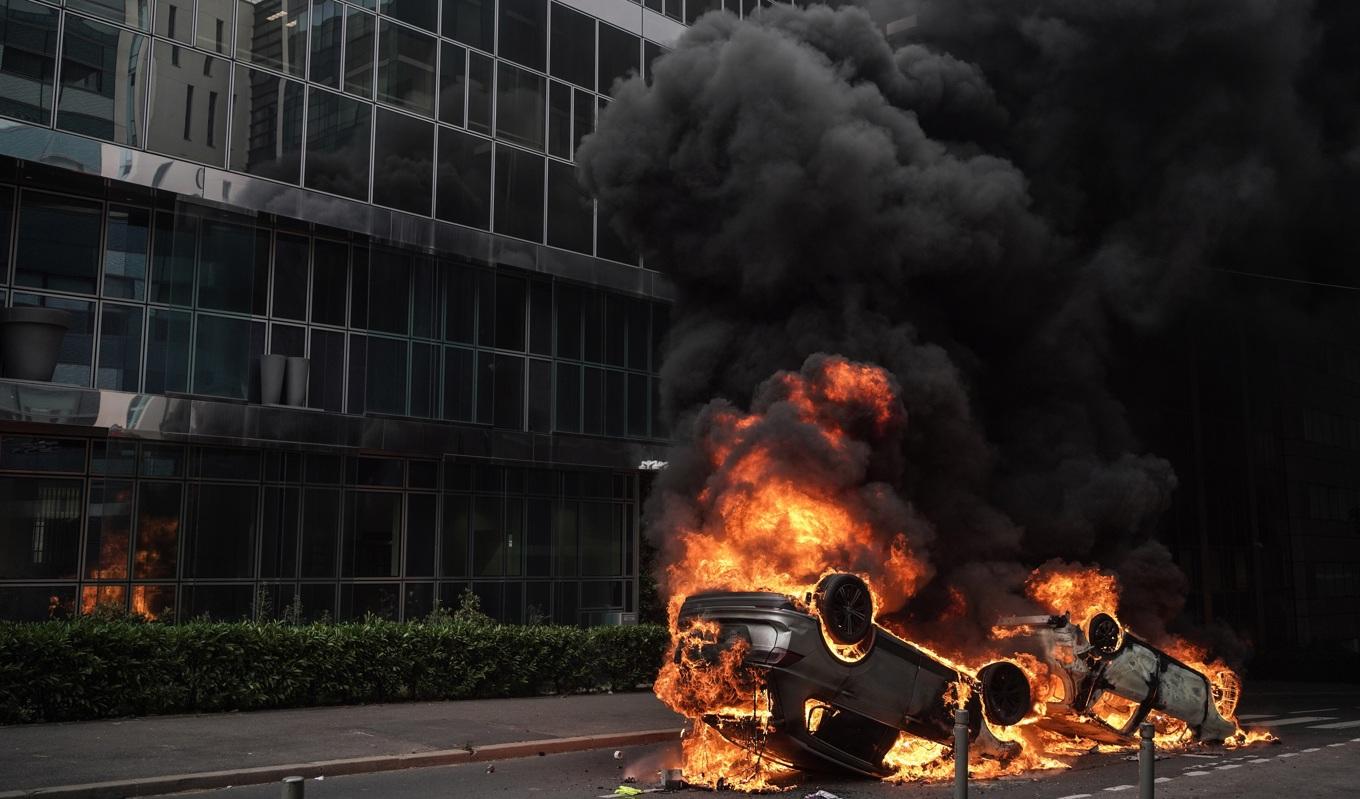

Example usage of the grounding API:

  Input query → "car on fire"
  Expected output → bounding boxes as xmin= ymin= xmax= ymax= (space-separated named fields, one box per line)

xmin=675 ymin=573 xmax=1033 ymax=778
xmin=994 ymin=612 xmax=1240 ymax=744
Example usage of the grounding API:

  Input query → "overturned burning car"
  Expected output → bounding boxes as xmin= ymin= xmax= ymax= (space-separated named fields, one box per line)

xmin=674 ymin=573 xmax=1033 ymax=777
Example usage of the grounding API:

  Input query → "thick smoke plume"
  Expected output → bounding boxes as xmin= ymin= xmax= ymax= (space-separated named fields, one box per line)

xmin=578 ymin=0 xmax=1360 ymax=652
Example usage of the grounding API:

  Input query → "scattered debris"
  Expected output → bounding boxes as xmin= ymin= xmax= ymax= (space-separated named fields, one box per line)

xmin=485 ymin=765 xmax=495 ymax=774
xmin=614 ymin=750 xmax=624 ymax=759
xmin=804 ymin=791 xmax=842 ymax=799
xmin=613 ymin=787 xmax=643 ymax=796
xmin=622 ymin=775 xmax=637 ymax=784
xmin=663 ymin=768 xmax=685 ymax=790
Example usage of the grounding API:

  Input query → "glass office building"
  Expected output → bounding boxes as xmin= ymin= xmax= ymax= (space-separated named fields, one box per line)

xmin=0 ymin=0 xmax=762 ymax=623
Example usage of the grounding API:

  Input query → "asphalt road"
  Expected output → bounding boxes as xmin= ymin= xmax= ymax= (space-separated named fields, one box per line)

xmin=151 ymin=683 xmax=1360 ymax=799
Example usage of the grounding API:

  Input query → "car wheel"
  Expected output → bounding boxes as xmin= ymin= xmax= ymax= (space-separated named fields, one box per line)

xmin=1087 ymin=612 xmax=1124 ymax=656
xmin=978 ymin=662 xmax=1032 ymax=726
xmin=815 ymin=573 xmax=874 ymax=646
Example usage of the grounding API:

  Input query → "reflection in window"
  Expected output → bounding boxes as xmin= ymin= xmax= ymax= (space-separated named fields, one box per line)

xmin=498 ymin=0 xmax=545 ymax=71
xmin=310 ymin=239 xmax=348 ymax=326
xmin=436 ymin=127 xmax=491 ymax=228
xmin=365 ymin=248 xmax=410 ymax=333
xmin=442 ymin=346 xmax=474 ymax=421
xmin=197 ymin=0 xmax=231 ymax=53
xmin=0 ymin=0 xmax=58 ymax=125
xmin=230 ymin=65 xmax=304 ymax=183
xmin=309 ymin=328 xmax=345 ymax=411
xmin=57 ymin=15 xmax=148 ymax=146
xmin=153 ymin=0 xmax=192 ymax=42
xmin=104 ymin=206 xmax=150 ymax=300
xmin=85 ymin=481 xmax=132 ymax=579
xmin=80 ymin=584 xmax=127 ymax=615
xmin=192 ymin=314 xmax=263 ymax=399
xmin=184 ymin=584 xmax=253 ymax=620
xmin=305 ymin=88 xmax=372 ymax=201
xmin=133 ymin=481 xmax=180 ymax=578
xmin=301 ymin=487 xmax=340 ymax=576
xmin=185 ymin=482 xmax=258 ymax=578
xmin=528 ymin=359 xmax=551 ymax=432
xmin=376 ymin=20 xmax=435 ymax=115
xmin=147 ymin=43 xmax=229 ymax=167
xmin=343 ymin=6 xmax=374 ymax=97
xmin=131 ymin=584 xmax=175 ymax=620
xmin=549 ymin=3 xmax=593 ymax=90
xmin=495 ymin=273 xmax=525 ymax=350
xmin=493 ymin=353 xmax=524 ymax=429
xmin=13 ymin=293 xmax=94 ymax=387
xmin=547 ymin=159 xmax=593 ymax=254
xmin=150 ymin=209 xmax=196 ymax=306
xmin=406 ymin=493 xmax=436 ymax=576
xmin=198 ymin=220 xmax=268 ymax=314
xmin=309 ymin=0 xmax=342 ymax=87
xmin=97 ymin=304 xmax=143 ymax=391
xmin=547 ymin=81 xmax=570 ymax=159
xmin=466 ymin=50 xmax=492 ymax=135
xmin=555 ymin=363 xmax=579 ymax=432
xmin=15 ymin=191 xmax=102 ymax=294
xmin=572 ymin=87 xmax=594 ymax=153
xmin=364 ymin=335 xmax=407 ymax=414
xmin=598 ymin=24 xmax=639 ymax=97
xmin=235 ymin=0 xmax=306 ymax=77
xmin=377 ymin=0 xmax=434 ymax=31
xmin=442 ymin=0 xmax=493 ymax=52
xmin=273 ymin=233 xmax=309 ymax=320
xmin=438 ymin=41 xmax=465 ymax=126
xmin=373 ymin=108 xmax=434 ymax=215
xmin=494 ymin=145 xmax=544 ymax=242
xmin=260 ymin=486 xmax=299 ymax=578
xmin=343 ymin=491 xmax=401 ymax=577
xmin=145 ymin=308 xmax=190 ymax=394
xmin=495 ymin=62 xmax=544 ymax=150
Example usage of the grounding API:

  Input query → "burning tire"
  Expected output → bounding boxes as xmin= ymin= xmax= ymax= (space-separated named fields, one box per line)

xmin=814 ymin=573 xmax=873 ymax=646
xmin=978 ymin=661 xmax=1032 ymax=726
xmin=1087 ymin=612 xmax=1124 ymax=656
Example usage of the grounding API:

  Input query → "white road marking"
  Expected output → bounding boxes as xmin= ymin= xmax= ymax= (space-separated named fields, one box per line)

xmin=1327 ymin=743 xmax=1346 ymax=747
xmin=1216 ymin=764 xmax=1243 ymax=770
xmin=1308 ymin=719 xmax=1360 ymax=729
xmin=1249 ymin=758 xmax=1271 ymax=764
xmin=1183 ymin=770 xmax=1212 ymax=776
xmin=1302 ymin=747 xmax=1321 ymax=752
xmin=1181 ymin=753 xmax=1219 ymax=759
xmin=1236 ymin=713 xmax=1277 ymax=720
xmin=1277 ymin=753 xmax=1299 ymax=758
xmin=1252 ymin=716 xmax=1337 ymax=727
xmin=1155 ymin=777 xmax=1173 ymax=783
xmin=1055 ymin=794 xmax=1092 ymax=799
xmin=1289 ymin=707 xmax=1338 ymax=714
xmin=1103 ymin=786 xmax=1134 ymax=792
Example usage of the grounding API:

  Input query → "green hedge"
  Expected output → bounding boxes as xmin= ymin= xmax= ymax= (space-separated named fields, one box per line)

xmin=0 ymin=619 xmax=670 ymax=723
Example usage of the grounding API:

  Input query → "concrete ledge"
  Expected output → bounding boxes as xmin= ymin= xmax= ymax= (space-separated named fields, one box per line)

xmin=0 ymin=729 xmax=682 ymax=799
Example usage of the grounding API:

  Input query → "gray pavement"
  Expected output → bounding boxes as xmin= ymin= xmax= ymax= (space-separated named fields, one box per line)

xmin=0 ymin=692 xmax=683 ymax=793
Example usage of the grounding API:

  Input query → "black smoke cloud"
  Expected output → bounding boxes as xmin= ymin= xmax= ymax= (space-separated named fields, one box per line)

xmin=577 ymin=0 xmax=1360 ymax=650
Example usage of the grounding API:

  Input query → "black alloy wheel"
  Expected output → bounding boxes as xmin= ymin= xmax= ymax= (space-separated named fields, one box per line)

xmin=816 ymin=573 xmax=874 ymax=646
xmin=1088 ymin=613 xmax=1124 ymax=656
xmin=979 ymin=662 xmax=1033 ymax=727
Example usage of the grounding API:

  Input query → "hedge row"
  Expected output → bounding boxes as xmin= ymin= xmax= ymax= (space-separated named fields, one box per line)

xmin=0 ymin=619 xmax=670 ymax=723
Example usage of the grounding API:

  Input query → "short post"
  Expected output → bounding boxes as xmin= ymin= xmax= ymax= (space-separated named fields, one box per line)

xmin=281 ymin=775 xmax=305 ymax=799
xmin=1139 ymin=722 xmax=1155 ymax=799
xmin=954 ymin=708 xmax=969 ymax=799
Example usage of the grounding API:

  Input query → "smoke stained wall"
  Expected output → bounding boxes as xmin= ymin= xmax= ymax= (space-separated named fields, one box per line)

xmin=577 ymin=0 xmax=1360 ymax=653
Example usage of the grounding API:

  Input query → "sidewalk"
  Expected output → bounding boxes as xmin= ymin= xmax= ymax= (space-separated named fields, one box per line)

xmin=0 ymin=692 xmax=683 ymax=794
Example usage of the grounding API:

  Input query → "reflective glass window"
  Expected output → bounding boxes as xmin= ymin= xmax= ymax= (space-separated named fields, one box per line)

xmin=547 ymin=80 xmax=570 ymax=158
xmin=301 ymin=487 xmax=339 ymax=576
xmin=493 ymin=353 xmax=524 ymax=429
xmin=627 ymin=299 xmax=650 ymax=370
xmin=346 ymin=456 xmax=402 ymax=487
xmin=643 ymin=0 xmax=660 ymax=12
xmin=441 ymin=492 xmax=469 ymax=576
xmin=343 ymin=491 xmax=401 ymax=577
xmin=528 ymin=358 xmax=551 ymax=432
xmin=435 ymin=127 xmax=491 ymax=228
xmin=628 ymin=372 xmax=648 ymax=436
xmin=364 ymin=336 xmax=407 ymax=413
xmin=350 ymin=246 xmax=368 ymax=326
xmin=686 ymin=0 xmax=719 ymax=25
xmin=153 ymin=0 xmax=192 ymax=43
xmin=134 ymin=481 xmax=181 ymax=578
xmin=0 ymin=0 xmax=58 ymax=125
xmin=496 ymin=61 xmax=544 ymax=150
xmin=555 ymin=362 xmax=579 ymax=432
xmin=196 ymin=0 xmax=232 ymax=52
xmin=15 ymin=191 xmax=101 ymax=294
xmin=549 ymin=3 xmax=593 ymax=90
xmin=311 ymin=239 xmax=348 ymax=326
xmin=366 ymin=248 xmax=410 ymax=333
xmin=554 ymin=500 xmax=576 ymax=576
xmin=580 ymin=501 xmax=621 ymax=576
xmin=57 ymin=15 xmax=148 ymax=146
xmin=197 ymin=447 xmax=262 ymax=481
xmin=0 ymin=436 xmax=86 ymax=471
xmin=235 ymin=0 xmax=306 ymax=77
xmin=572 ymin=87 xmax=593 ymax=153
xmin=555 ymin=283 xmax=581 ymax=359
xmin=309 ymin=0 xmax=342 ymax=87
xmin=493 ymin=145 xmax=544 ymax=242
xmin=130 ymin=584 xmax=175 ymax=620
xmin=652 ymin=376 xmax=667 ymax=437
xmin=528 ymin=280 xmax=551 ymax=355
xmin=376 ymin=20 xmax=435 ymax=115
xmin=605 ymin=368 xmax=625 ymax=436
xmin=184 ymin=584 xmax=252 ymax=620
xmin=546 ymin=159 xmax=592 ymax=254
xmin=472 ymin=495 xmax=502 ymax=575
xmin=146 ymin=43 xmax=229 ymax=167
xmin=81 ymin=584 xmax=127 ymax=615
xmin=260 ymin=485 xmax=299 ymax=578
xmin=404 ymin=583 xmax=433 ymax=619
xmin=272 ymin=233 xmax=309 ymax=320
xmin=597 ymin=206 xmax=637 ymax=264
xmin=411 ymin=340 xmax=437 ymax=417
xmin=582 ymin=289 xmax=602 ymax=361
xmin=97 ymin=304 xmax=143 ymax=391
xmin=0 ymin=477 xmax=81 ymax=580
xmin=342 ymin=6 xmax=374 ymax=97
xmin=466 ymin=50 xmax=492 ymax=134
xmin=341 ymin=583 xmax=399 ymax=619
xmin=304 ymin=87 xmax=372 ymax=201
xmin=605 ymin=294 xmax=625 ymax=366
xmin=475 ymin=349 xmax=493 ymax=423
xmin=498 ymin=0 xmax=544 ymax=71
xmin=145 ymin=308 xmax=190 ymax=394
xmin=185 ymin=482 xmax=257 ymax=578
xmin=412 ymin=257 xmax=436 ymax=338
xmin=299 ymin=583 xmax=334 ymax=620
xmin=372 ymin=108 xmax=434 ymax=215
xmin=151 ymin=209 xmax=196 ymax=307
xmin=0 ymin=188 xmax=10 ymax=282
xmin=406 ymin=493 xmax=436 ymax=576
xmin=443 ymin=264 xmax=475 ymax=344
xmin=441 ymin=0 xmax=492 ymax=51
xmin=495 ymin=273 xmax=525 ymax=350
xmin=308 ymin=328 xmax=345 ymax=411
xmin=104 ymin=205 xmax=150 ymax=300
xmin=597 ymin=24 xmax=639 ymax=97
xmin=271 ymin=322 xmax=305 ymax=356
xmin=644 ymin=40 xmax=665 ymax=84
xmin=377 ymin=0 xmax=433 ymax=31
xmin=230 ymin=65 xmax=305 ymax=183
xmin=12 ymin=293 xmax=94 ymax=387
xmin=197 ymin=220 xmax=268 ymax=314
xmin=68 ymin=0 xmax=148 ymax=29
xmin=192 ymin=314 xmax=261 ymax=399
xmin=91 ymin=440 xmax=137 ymax=476
xmin=438 ymin=40 xmax=465 ymax=126
xmin=582 ymin=365 xmax=603 ymax=433
xmin=442 ymin=345 xmax=474 ymax=421
xmin=141 ymin=444 xmax=183 ymax=477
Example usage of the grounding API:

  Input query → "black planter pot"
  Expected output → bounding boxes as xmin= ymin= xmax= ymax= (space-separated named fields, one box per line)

xmin=284 ymin=357 xmax=309 ymax=406
xmin=0 ymin=307 xmax=72 ymax=382
xmin=260 ymin=354 xmax=286 ymax=404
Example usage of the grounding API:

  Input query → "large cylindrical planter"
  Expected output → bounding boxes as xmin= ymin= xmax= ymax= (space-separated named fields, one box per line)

xmin=285 ymin=356 xmax=309 ymax=406
xmin=0 ymin=307 xmax=72 ymax=381
xmin=260 ymin=354 xmax=286 ymax=405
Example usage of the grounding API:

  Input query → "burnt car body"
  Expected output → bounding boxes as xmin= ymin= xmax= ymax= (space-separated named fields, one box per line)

xmin=997 ymin=612 xmax=1239 ymax=744
xmin=676 ymin=574 xmax=1030 ymax=778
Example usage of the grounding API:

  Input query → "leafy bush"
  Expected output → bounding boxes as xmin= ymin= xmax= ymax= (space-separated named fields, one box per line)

xmin=0 ymin=618 xmax=670 ymax=723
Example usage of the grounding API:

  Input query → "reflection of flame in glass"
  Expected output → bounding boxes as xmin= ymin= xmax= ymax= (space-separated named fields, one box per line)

xmin=132 ymin=585 xmax=175 ymax=620
xmin=136 ymin=514 xmax=180 ymax=578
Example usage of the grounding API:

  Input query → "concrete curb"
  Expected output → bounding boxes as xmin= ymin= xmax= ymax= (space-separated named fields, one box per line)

xmin=0 ymin=728 xmax=683 ymax=799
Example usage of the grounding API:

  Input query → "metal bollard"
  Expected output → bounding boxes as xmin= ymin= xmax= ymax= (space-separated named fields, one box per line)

xmin=1139 ymin=722 xmax=1155 ymax=799
xmin=281 ymin=775 xmax=305 ymax=799
xmin=954 ymin=708 xmax=969 ymax=799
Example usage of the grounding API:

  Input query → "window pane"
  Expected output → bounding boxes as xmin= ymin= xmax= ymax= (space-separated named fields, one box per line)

xmin=406 ymin=493 xmax=435 ymax=576
xmin=145 ymin=308 xmax=190 ymax=394
xmin=442 ymin=346 xmax=474 ymax=421
xmin=494 ymin=273 xmax=525 ymax=350
xmin=627 ymin=371 xmax=647 ymax=436
xmin=364 ymin=336 xmax=407 ymax=414
xmin=605 ymin=294 xmax=625 ymax=366
xmin=597 ymin=205 xmax=637 ymax=264
xmin=85 ymin=480 xmax=132 ymax=580
xmin=494 ymin=353 xmax=524 ymax=429
xmin=272 ymin=233 xmax=309 ymax=320
xmin=230 ymin=65 xmax=305 ymax=183
xmin=197 ymin=0 xmax=232 ymax=52
xmin=627 ymin=299 xmax=649 ymax=370
xmin=597 ymin=24 xmax=638 ymax=96
xmin=235 ymin=0 xmax=306 ymax=77
xmin=343 ymin=491 xmax=401 ymax=577
xmin=556 ymin=283 xmax=581 ymax=359
xmin=15 ymin=191 xmax=101 ymax=294
xmin=270 ymin=322 xmax=305 ymax=356
xmin=134 ymin=481 xmax=181 ymax=579
xmin=0 ymin=436 xmax=86 ymax=472
xmin=652 ymin=376 xmax=668 ymax=438
xmin=343 ymin=6 xmax=375 ymax=97
xmin=309 ymin=0 xmax=342 ymax=87
xmin=493 ymin=145 xmax=544 ymax=242
xmin=185 ymin=483 xmax=257 ymax=578
xmin=13 ymin=294 xmax=94 ymax=387
xmin=443 ymin=264 xmax=475 ymax=343
xmin=644 ymin=40 xmax=665 ymax=84
xmin=97 ymin=304 xmax=143 ymax=391
xmin=412 ymin=257 xmax=436 ymax=338
xmin=91 ymin=440 xmax=136 ymax=476
xmin=572 ymin=87 xmax=593 ymax=153
xmin=528 ymin=359 xmax=551 ymax=432
xmin=366 ymin=248 xmax=410 ymax=333
xmin=555 ymin=362 xmax=579 ymax=432
xmin=151 ymin=209 xmax=196 ymax=307
xmin=305 ymin=87 xmax=372 ymax=201
xmin=308 ymin=328 xmax=345 ymax=411
xmin=373 ymin=107 xmax=434 ymax=214
xmin=582 ymin=289 xmax=602 ymax=361
xmin=311 ymin=239 xmax=348 ymax=326
xmin=147 ymin=43 xmax=229 ymax=166
xmin=580 ymin=501 xmax=621 ymax=576
xmin=472 ymin=495 xmax=502 ymax=575
xmin=528 ymin=281 xmax=551 ymax=355
xmin=184 ymin=584 xmax=252 ymax=620
xmin=547 ymin=159 xmax=592 ymax=254
xmin=583 ymin=365 xmax=603 ymax=433
xmin=64 ymin=0 xmax=147 ymax=27
xmin=260 ymin=486 xmax=299 ymax=578
xmin=498 ymin=0 xmax=544 ymax=71
xmin=495 ymin=61 xmax=544 ymax=150
xmin=0 ymin=0 xmax=58 ymax=125
xmin=435 ymin=127 xmax=491 ymax=228
xmin=411 ymin=341 xmax=437 ymax=417
xmin=301 ymin=487 xmax=339 ymax=576
xmin=554 ymin=500 xmax=576 ymax=576
xmin=438 ymin=41 xmax=465 ymax=126
xmin=104 ymin=205 xmax=150 ymax=300
xmin=605 ymin=369 xmax=625 ymax=436
xmin=547 ymin=80 xmax=571 ymax=159
xmin=153 ymin=0 xmax=192 ymax=43
xmin=193 ymin=314 xmax=258 ymax=399
xmin=57 ymin=15 xmax=148 ymax=146
xmin=475 ymin=349 xmax=493 ymax=423
xmin=0 ymin=477 xmax=81 ymax=580
xmin=549 ymin=3 xmax=593 ymax=90
xmin=686 ymin=0 xmax=719 ymax=25
xmin=404 ymin=582 xmax=433 ymax=620
xmin=376 ymin=20 xmax=435 ymax=115
xmin=198 ymin=220 xmax=268 ymax=313
xmin=378 ymin=0 xmax=434 ymax=31
xmin=441 ymin=0 xmax=492 ymax=51
xmin=441 ymin=492 xmax=468 ymax=576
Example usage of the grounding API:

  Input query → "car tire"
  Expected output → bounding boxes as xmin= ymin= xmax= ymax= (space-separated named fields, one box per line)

xmin=815 ymin=573 xmax=874 ymax=646
xmin=1087 ymin=612 xmax=1124 ymax=656
xmin=978 ymin=662 xmax=1032 ymax=727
